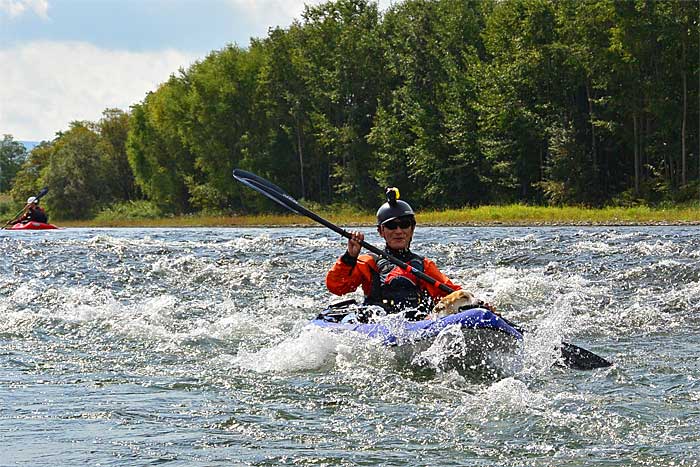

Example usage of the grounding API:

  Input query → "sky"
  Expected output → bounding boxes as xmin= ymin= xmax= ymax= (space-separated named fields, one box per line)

xmin=0 ymin=0 xmax=393 ymax=142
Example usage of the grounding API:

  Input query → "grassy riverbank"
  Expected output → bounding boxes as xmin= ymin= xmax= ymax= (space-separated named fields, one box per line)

xmin=52 ymin=203 xmax=700 ymax=228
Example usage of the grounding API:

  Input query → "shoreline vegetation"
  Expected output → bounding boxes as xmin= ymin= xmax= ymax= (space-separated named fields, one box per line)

xmin=53 ymin=204 xmax=700 ymax=228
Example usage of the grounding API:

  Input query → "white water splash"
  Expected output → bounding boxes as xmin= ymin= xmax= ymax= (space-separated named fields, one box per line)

xmin=230 ymin=326 xmax=349 ymax=373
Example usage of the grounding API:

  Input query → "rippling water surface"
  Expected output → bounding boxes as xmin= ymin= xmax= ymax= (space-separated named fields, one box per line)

xmin=2 ymin=226 xmax=700 ymax=466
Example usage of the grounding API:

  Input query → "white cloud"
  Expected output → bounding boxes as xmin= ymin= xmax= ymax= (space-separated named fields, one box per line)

xmin=227 ymin=0 xmax=396 ymax=29
xmin=0 ymin=1 xmax=400 ymax=141
xmin=0 ymin=0 xmax=49 ymax=19
xmin=0 ymin=41 xmax=197 ymax=141
xmin=228 ymin=0 xmax=316 ymax=20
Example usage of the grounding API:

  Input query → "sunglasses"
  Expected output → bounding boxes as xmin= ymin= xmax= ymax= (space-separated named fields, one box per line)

xmin=382 ymin=218 xmax=414 ymax=230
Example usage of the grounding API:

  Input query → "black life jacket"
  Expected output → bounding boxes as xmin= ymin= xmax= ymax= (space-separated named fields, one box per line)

xmin=27 ymin=206 xmax=48 ymax=224
xmin=363 ymin=249 xmax=434 ymax=319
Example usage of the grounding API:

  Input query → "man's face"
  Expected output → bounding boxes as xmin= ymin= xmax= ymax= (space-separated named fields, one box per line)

xmin=378 ymin=217 xmax=414 ymax=250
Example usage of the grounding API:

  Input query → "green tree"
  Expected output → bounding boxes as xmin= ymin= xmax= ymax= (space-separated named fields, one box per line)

xmin=480 ymin=0 xmax=560 ymax=203
xmin=552 ymin=0 xmax=623 ymax=202
xmin=371 ymin=0 xmax=488 ymax=207
xmin=179 ymin=44 xmax=262 ymax=211
xmin=296 ymin=0 xmax=385 ymax=207
xmin=127 ymin=75 xmax=195 ymax=213
xmin=41 ymin=123 xmax=111 ymax=219
xmin=97 ymin=108 xmax=139 ymax=201
xmin=246 ymin=26 xmax=317 ymax=206
xmin=573 ymin=0 xmax=700 ymax=202
xmin=0 ymin=135 xmax=26 ymax=192
xmin=10 ymin=141 xmax=51 ymax=205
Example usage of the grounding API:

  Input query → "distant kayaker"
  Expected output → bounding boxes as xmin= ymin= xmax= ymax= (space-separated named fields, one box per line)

xmin=326 ymin=187 xmax=468 ymax=320
xmin=12 ymin=196 xmax=49 ymax=224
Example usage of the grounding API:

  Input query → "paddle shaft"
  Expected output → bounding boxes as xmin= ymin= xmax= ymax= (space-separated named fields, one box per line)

xmin=3 ymin=206 xmax=28 ymax=228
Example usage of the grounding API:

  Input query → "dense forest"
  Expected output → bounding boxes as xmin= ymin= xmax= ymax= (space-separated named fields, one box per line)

xmin=1 ymin=0 xmax=699 ymax=219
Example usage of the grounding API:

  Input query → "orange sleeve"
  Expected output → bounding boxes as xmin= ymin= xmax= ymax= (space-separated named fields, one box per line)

xmin=421 ymin=259 xmax=461 ymax=299
xmin=326 ymin=253 xmax=376 ymax=296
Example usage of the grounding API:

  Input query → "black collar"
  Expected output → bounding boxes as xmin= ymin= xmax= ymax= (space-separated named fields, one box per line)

xmin=384 ymin=246 xmax=413 ymax=261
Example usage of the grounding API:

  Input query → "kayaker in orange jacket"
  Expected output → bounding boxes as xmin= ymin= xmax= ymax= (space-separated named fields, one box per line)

xmin=326 ymin=187 xmax=464 ymax=320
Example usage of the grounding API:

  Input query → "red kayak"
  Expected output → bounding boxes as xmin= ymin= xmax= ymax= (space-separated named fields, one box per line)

xmin=8 ymin=221 xmax=59 ymax=230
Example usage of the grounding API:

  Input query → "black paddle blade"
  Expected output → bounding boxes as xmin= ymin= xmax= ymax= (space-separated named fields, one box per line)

xmin=232 ymin=169 xmax=301 ymax=214
xmin=35 ymin=187 xmax=49 ymax=200
xmin=559 ymin=342 xmax=612 ymax=370
xmin=502 ymin=316 xmax=611 ymax=370
xmin=233 ymin=168 xmax=355 ymax=241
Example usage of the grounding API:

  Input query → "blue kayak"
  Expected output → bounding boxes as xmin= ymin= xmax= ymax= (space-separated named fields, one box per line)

xmin=310 ymin=306 xmax=523 ymax=346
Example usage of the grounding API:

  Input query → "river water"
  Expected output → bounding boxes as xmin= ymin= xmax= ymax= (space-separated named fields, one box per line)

xmin=1 ymin=226 xmax=699 ymax=466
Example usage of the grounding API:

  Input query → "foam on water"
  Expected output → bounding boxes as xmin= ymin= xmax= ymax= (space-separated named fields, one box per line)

xmin=231 ymin=326 xmax=352 ymax=373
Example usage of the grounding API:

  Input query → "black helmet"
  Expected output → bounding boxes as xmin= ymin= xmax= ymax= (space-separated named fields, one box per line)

xmin=376 ymin=187 xmax=415 ymax=225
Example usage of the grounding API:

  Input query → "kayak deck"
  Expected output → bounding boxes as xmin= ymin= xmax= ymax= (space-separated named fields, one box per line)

xmin=310 ymin=306 xmax=523 ymax=346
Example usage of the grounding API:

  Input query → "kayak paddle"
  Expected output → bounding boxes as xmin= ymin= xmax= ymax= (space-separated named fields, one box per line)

xmin=232 ymin=169 xmax=612 ymax=370
xmin=2 ymin=187 xmax=49 ymax=229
